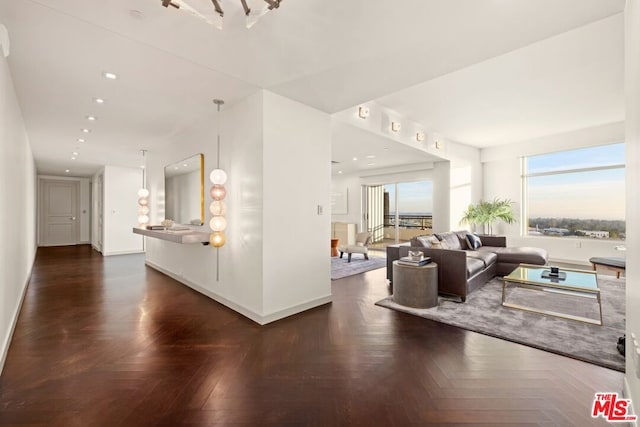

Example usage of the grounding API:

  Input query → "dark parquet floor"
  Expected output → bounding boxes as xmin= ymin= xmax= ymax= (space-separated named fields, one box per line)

xmin=0 ymin=245 xmax=623 ymax=426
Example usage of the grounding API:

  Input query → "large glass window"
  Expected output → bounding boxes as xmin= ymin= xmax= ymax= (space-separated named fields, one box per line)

xmin=523 ymin=143 xmax=625 ymax=240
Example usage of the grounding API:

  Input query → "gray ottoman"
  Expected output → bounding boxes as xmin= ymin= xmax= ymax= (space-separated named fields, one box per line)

xmin=392 ymin=261 xmax=438 ymax=308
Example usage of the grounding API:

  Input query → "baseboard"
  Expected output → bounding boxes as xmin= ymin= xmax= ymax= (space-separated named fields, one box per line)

xmin=102 ymin=249 xmax=145 ymax=256
xmin=145 ymin=260 xmax=332 ymax=325
xmin=623 ymin=377 xmax=638 ymax=426
xmin=0 ymin=263 xmax=33 ymax=375
xmin=261 ymin=295 xmax=332 ymax=324
xmin=91 ymin=243 xmax=102 ymax=253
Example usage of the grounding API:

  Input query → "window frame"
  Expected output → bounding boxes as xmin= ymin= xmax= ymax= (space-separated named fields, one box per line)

xmin=521 ymin=144 xmax=625 ymax=238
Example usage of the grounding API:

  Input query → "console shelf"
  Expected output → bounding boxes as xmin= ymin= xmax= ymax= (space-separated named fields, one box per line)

xmin=133 ymin=227 xmax=210 ymax=245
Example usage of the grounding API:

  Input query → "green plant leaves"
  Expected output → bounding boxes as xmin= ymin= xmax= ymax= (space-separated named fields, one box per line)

xmin=459 ymin=198 xmax=516 ymax=234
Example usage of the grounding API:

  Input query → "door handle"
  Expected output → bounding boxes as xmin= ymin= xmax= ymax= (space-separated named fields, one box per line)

xmin=70 ymin=217 xmax=76 ymax=220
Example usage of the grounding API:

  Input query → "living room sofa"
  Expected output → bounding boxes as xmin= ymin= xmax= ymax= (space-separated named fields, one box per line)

xmin=386 ymin=231 xmax=548 ymax=302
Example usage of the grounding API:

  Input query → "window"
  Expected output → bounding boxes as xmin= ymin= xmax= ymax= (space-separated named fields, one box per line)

xmin=523 ymin=143 xmax=625 ymax=240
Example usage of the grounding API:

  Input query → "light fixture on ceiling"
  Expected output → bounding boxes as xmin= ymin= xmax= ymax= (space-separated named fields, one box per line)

xmin=137 ymin=150 xmax=150 ymax=227
xmin=366 ymin=155 xmax=376 ymax=159
xmin=102 ymin=71 xmax=118 ymax=80
xmin=72 ymin=151 xmax=78 ymax=156
xmin=77 ymin=138 xmax=85 ymax=143
xmin=352 ymin=157 xmax=358 ymax=161
xmin=416 ymin=132 xmax=425 ymax=142
xmin=161 ymin=0 xmax=283 ymax=29
xmin=338 ymin=171 xmax=343 ymax=174
xmin=358 ymin=106 xmax=369 ymax=119
xmin=94 ymin=98 xmax=105 ymax=104
xmin=209 ymin=99 xmax=228 ymax=281
xmin=435 ymin=140 xmax=443 ymax=150
xmin=81 ymin=128 xmax=91 ymax=133
xmin=65 ymin=169 xmax=70 ymax=173
xmin=391 ymin=121 xmax=401 ymax=132
xmin=86 ymin=115 xmax=97 ymax=121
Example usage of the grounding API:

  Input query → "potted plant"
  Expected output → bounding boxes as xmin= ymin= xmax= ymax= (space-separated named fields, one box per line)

xmin=460 ymin=198 xmax=516 ymax=235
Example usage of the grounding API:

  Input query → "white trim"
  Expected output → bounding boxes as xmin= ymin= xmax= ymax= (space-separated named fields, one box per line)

xmin=0 ymin=264 xmax=32 ymax=375
xmin=623 ymin=377 xmax=638 ymax=426
xmin=102 ymin=249 xmax=144 ymax=256
xmin=261 ymin=295 xmax=332 ymax=325
xmin=145 ymin=260 xmax=332 ymax=325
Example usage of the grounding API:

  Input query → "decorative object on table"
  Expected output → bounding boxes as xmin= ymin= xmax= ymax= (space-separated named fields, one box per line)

xmin=161 ymin=219 xmax=174 ymax=229
xmin=209 ymin=99 xmax=227 ymax=281
xmin=459 ymin=197 xmax=516 ymax=234
xmin=137 ymin=149 xmax=150 ymax=227
xmin=376 ymin=275 xmax=626 ymax=372
xmin=408 ymin=250 xmax=423 ymax=261
xmin=397 ymin=256 xmax=431 ymax=267
xmin=540 ymin=266 xmax=566 ymax=280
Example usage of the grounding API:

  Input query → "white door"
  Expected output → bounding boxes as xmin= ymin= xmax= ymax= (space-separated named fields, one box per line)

xmin=40 ymin=180 xmax=80 ymax=246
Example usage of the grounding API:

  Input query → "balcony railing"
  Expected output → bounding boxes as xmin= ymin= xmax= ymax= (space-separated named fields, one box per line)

xmin=384 ymin=214 xmax=432 ymax=230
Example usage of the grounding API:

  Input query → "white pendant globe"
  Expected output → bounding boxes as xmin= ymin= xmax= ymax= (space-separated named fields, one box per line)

xmin=209 ymin=216 xmax=227 ymax=232
xmin=209 ymin=169 xmax=227 ymax=185
xmin=138 ymin=188 xmax=149 ymax=198
xmin=138 ymin=215 xmax=150 ymax=224
xmin=138 ymin=206 xmax=150 ymax=215
xmin=209 ymin=201 xmax=227 ymax=216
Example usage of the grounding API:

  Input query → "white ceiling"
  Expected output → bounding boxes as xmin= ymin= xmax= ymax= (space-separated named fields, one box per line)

xmin=0 ymin=0 xmax=626 ymax=176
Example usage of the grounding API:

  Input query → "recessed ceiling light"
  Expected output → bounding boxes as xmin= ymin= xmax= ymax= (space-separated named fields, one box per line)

xmin=358 ymin=106 xmax=370 ymax=119
xmin=81 ymin=128 xmax=91 ymax=133
xmin=94 ymin=98 xmax=105 ymax=104
xmin=352 ymin=157 xmax=358 ymax=161
xmin=77 ymin=138 xmax=85 ymax=143
xmin=366 ymin=155 xmax=376 ymax=159
xmin=65 ymin=169 xmax=70 ymax=173
xmin=72 ymin=151 xmax=79 ymax=156
xmin=183 ymin=164 xmax=188 ymax=167
xmin=391 ymin=121 xmax=401 ymax=132
xmin=102 ymin=71 xmax=118 ymax=80
xmin=416 ymin=131 xmax=425 ymax=142
xmin=71 ymin=157 xmax=77 ymax=160
xmin=338 ymin=171 xmax=343 ymax=174
xmin=86 ymin=115 xmax=97 ymax=121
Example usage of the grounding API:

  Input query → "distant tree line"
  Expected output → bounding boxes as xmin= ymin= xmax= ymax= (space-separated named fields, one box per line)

xmin=528 ymin=217 xmax=626 ymax=239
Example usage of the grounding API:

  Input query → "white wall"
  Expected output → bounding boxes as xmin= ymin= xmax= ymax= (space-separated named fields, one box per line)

xmin=102 ymin=165 xmax=143 ymax=256
xmin=145 ymin=90 xmax=331 ymax=324
xmin=625 ymin=0 xmax=640 ymax=408
xmin=37 ymin=175 xmax=91 ymax=244
xmin=91 ymin=169 xmax=103 ymax=252
xmin=0 ymin=49 xmax=36 ymax=373
xmin=262 ymin=91 xmax=331 ymax=319
xmin=482 ymin=122 xmax=626 ymax=264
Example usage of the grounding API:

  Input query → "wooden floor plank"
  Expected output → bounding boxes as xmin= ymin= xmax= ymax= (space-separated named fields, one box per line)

xmin=0 ymin=245 xmax=623 ymax=425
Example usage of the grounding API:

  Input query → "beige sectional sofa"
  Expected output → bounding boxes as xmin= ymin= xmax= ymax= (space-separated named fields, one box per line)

xmin=386 ymin=231 xmax=548 ymax=302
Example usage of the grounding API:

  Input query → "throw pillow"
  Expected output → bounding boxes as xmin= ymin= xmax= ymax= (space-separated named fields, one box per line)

xmin=466 ymin=233 xmax=482 ymax=250
xmin=430 ymin=237 xmax=449 ymax=250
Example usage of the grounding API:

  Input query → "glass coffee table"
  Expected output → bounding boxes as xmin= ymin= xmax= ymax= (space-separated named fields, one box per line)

xmin=502 ymin=264 xmax=602 ymax=325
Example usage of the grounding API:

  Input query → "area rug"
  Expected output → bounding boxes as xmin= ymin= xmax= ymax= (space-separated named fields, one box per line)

xmin=331 ymin=255 xmax=386 ymax=280
xmin=376 ymin=275 xmax=626 ymax=371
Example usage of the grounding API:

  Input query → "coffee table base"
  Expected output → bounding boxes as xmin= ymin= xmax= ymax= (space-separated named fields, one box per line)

xmin=501 ymin=281 xmax=603 ymax=326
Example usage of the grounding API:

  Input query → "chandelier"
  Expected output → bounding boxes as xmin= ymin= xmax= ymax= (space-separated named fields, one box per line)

xmin=161 ymin=0 xmax=283 ymax=29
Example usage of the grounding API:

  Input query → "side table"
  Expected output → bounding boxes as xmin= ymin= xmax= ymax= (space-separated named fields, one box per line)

xmin=392 ymin=261 xmax=438 ymax=308
xmin=331 ymin=239 xmax=339 ymax=257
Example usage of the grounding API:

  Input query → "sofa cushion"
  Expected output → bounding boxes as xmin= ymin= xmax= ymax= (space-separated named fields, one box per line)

xmin=466 ymin=233 xmax=482 ymax=250
xmin=435 ymin=232 xmax=462 ymax=250
xmin=466 ymin=250 xmax=497 ymax=268
xmin=410 ymin=235 xmax=440 ymax=248
xmin=466 ymin=257 xmax=485 ymax=278
xmin=481 ymin=246 xmax=548 ymax=265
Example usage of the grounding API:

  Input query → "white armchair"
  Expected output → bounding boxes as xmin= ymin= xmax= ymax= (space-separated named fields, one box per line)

xmin=339 ymin=232 xmax=372 ymax=262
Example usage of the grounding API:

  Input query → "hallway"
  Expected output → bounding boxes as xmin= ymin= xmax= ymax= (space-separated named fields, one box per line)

xmin=0 ymin=246 xmax=623 ymax=425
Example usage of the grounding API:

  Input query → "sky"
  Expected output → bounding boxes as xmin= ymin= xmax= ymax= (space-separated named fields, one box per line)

xmin=527 ymin=143 xmax=625 ymax=220
xmin=385 ymin=181 xmax=433 ymax=214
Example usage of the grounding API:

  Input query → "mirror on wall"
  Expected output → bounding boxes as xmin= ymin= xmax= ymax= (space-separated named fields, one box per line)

xmin=164 ymin=153 xmax=204 ymax=226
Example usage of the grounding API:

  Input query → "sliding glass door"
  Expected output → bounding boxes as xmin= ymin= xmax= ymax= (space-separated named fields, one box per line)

xmin=365 ymin=180 xmax=433 ymax=249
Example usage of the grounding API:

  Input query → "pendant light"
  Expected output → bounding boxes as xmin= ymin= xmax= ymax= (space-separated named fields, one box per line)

xmin=138 ymin=149 xmax=150 ymax=227
xmin=210 ymin=99 xmax=227 ymax=281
